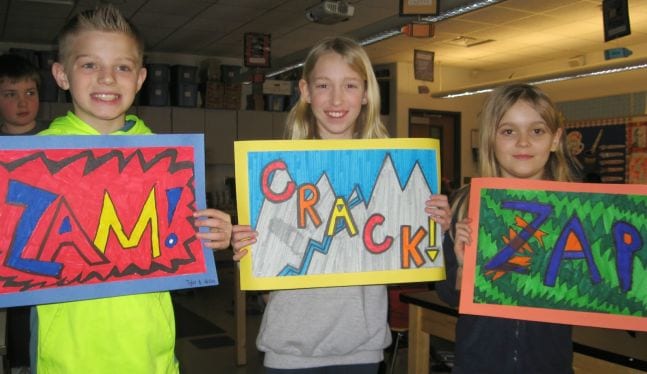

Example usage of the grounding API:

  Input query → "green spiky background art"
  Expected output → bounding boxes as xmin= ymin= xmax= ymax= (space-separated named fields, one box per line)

xmin=474 ymin=188 xmax=647 ymax=316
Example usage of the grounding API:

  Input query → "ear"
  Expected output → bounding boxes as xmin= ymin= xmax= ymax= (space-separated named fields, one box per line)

xmin=51 ymin=62 xmax=70 ymax=90
xmin=298 ymin=79 xmax=310 ymax=103
xmin=135 ymin=66 xmax=147 ymax=93
xmin=551 ymin=127 xmax=563 ymax=152
xmin=362 ymin=91 xmax=368 ymax=105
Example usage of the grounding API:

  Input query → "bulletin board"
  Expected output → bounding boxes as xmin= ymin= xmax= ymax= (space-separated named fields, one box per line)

xmin=565 ymin=116 xmax=647 ymax=184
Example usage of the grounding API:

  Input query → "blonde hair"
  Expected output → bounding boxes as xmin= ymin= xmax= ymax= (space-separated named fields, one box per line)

xmin=285 ymin=36 xmax=388 ymax=140
xmin=478 ymin=84 xmax=576 ymax=182
xmin=57 ymin=4 xmax=144 ymax=66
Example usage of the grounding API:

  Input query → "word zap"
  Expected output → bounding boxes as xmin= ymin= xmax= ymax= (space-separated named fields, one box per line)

xmin=460 ymin=177 xmax=647 ymax=332
xmin=0 ymin=135 xmax=216 ymax=307
xmin=235 ymin=138 xmax=446 ymax=290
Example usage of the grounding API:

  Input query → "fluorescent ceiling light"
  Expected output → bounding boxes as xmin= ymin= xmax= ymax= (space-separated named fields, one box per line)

xmin=266 ymin=0 xmax=504 ymax=78
xmin=20 ymin=0 xmax=74 ymax=5
xmin=435 ymin=61 xmax=647 ymax=98
xmin=266 ymin=62 xmax=305 ymax=79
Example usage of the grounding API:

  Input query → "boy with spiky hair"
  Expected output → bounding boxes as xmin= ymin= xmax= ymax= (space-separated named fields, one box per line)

xmin=34 ymin=5 xmax=232 ymax=373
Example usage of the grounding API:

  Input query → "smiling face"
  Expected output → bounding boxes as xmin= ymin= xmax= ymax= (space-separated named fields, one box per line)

xmin=52 ymin=30 xmax=146 ymax=134
xmin=299 ymin=51 xmax=367 ymax=140
xmin=0 ymin=78 xmax=39 ymax=134
xmin=494 ymin=99 xmax=562 ymax=180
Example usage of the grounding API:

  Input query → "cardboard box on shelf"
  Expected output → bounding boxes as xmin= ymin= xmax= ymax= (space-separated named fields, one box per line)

xmin=200 ymin=58 xmax=221 ymax=81
xmin=262 ymin=79 xmax=293 ymax=96
xmin=223 ymin=84 xmax=242 ymax=110
xmin=204 ymin=81 xmax=241 ymax=110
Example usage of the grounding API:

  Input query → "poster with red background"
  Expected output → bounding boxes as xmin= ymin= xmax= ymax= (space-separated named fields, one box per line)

xmin=0 ymin=134 xmax=216 ymax=307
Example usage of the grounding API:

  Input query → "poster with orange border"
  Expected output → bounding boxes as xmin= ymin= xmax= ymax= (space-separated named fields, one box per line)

xmin=460 ymin=177 xmax=647 ymax=331
xmin=234 ymin=138 xmax=445 ymax=290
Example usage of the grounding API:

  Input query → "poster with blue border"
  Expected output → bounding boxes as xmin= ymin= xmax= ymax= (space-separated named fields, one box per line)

xmin=0 ymin=134 xmax=216 ymax=307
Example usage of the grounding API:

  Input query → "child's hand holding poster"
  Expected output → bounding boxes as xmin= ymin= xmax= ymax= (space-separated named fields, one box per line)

xmin=234 ymin=138 xmax=445 ymax=290
xmin=460 ymin=177 xmax=647 ymax=331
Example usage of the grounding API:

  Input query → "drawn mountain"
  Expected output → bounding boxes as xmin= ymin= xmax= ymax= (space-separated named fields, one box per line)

xmin=252 ymin=154 xmax=443 ymax=277
xmin=252 ymin=168 xmax=336 ymax=276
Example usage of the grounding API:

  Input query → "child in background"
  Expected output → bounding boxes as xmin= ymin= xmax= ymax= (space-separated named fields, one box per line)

xmin=0 ymin=54 xmax=47 ymax=135
xmin=231 ymin=36 xmax=451 ymax=373
xmin=0 ymin=53 xmax=47 ymax=374
xmin=436 ymin=83 xmax=576 ymax=373
xmin=33 ymin=5 xmax=232 ymax=373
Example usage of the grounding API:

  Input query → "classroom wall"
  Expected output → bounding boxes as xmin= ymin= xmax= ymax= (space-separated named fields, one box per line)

xmin=393 ymin=61 xmax=647 ymax=184
xmin=8 ymin=40 xmax=647 ymax=187
xmin=394 ymin=62 xmax=485 ymax=182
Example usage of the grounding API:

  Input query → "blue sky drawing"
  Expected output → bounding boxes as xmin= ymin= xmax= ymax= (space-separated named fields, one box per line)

xmin=247 ymin=149 xmax=438 ymax=227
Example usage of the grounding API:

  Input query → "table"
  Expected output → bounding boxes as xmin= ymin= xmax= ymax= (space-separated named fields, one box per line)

xmin=400 ymin=290 xmax=647 ymax=374
xmin=399 ymin=290 xmax=457 ymax=374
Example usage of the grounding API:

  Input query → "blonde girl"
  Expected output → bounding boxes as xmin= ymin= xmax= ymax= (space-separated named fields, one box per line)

xmin=232 ymin=36 xmax=450 ymax=373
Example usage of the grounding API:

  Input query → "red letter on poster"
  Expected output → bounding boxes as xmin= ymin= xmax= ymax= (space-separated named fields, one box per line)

xmin=261 ymin=160 xmax=295 ymax=203
xmin=363 ymin=214 xmax=393 ymax=254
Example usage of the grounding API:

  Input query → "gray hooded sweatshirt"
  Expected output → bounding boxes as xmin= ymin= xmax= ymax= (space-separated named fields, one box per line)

xmin=257 ymin=285 xmax=392 ymax=369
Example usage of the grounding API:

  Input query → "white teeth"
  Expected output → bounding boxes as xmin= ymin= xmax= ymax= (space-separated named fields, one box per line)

xmin=327 ymin=111 xmax=344 ymax=118
xmin=93 ymin=93 xmax=119 ymax=101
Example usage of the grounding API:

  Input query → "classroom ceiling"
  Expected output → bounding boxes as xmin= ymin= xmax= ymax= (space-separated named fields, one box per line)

xmin=1 ymin=0 xmax=647 ymax=95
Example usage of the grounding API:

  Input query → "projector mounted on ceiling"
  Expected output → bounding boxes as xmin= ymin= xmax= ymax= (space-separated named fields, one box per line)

xmin=305 ymin=1 xmax=355 ymax=25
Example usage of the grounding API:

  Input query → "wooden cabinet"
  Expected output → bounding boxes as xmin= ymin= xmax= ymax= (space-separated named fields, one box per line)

xmin=237 ymin=110 xmax=273 ymax=140
xmin=205 ymin=109 xmax=237 ymax=164
xmin=137 ymin=106 xmax=172 ymax=134
xmin=272 ymin=112 xmax=288 ymax=139
xmin=171 ymin=107 xmax=204 ymax=134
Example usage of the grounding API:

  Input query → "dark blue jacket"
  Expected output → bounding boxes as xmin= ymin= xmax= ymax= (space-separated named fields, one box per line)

xmin=435 ymin=187 xmax=573 ymax=374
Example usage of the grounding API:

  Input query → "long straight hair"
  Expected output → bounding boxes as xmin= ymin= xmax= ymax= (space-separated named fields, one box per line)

xmin=478 ymin=84 xmax=576 ymax=182
xmin=285 ymin=36 xmax=388 ymax=140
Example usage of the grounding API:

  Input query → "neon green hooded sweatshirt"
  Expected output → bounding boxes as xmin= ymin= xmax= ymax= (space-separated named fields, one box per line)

xmin=34 ymin=111 xmax=179 ymax=374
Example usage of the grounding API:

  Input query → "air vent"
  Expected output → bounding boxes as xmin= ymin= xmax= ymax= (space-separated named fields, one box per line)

xmin=446 ymin=36 xmax=494 ymax=47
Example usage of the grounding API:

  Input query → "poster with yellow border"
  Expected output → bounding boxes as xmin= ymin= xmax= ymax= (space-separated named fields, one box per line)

xmin=234 ymin=138 xmax=446 ymax=290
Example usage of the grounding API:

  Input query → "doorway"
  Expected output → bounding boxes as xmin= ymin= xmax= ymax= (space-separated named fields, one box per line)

xmin=408 ymin=109 xmax=461 ymax=194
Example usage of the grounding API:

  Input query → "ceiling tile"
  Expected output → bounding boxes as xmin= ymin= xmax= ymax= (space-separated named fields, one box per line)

xmin=132 ymin=12 xmax=190 ymax=28
xmin=1 ymin=0 xmax=646 ymax=92
xmin=457 ymin=6 xmax=532 ymax=26
xmin=499 ymin=0 xmax=582 ymax=14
